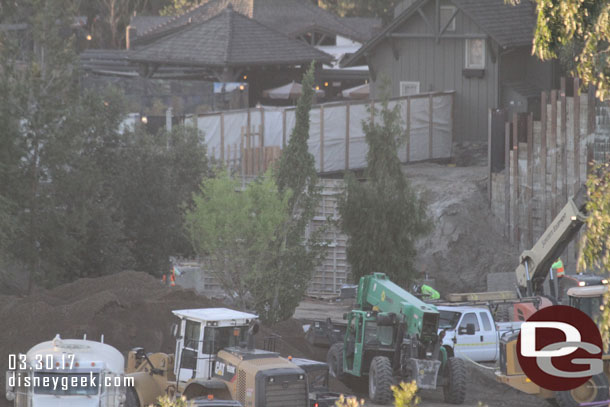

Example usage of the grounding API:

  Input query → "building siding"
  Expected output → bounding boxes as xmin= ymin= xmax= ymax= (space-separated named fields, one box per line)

xmin=370 ymin=0 xmax=498 ymax=143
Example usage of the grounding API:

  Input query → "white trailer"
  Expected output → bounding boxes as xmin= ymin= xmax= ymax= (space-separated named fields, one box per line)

xmin=6 ymin=335 xmax=128 ymax=407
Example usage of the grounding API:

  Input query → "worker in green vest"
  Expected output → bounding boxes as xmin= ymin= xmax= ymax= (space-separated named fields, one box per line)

xmin=552 ymin=258 xmax=565 ymax=300
xmin=551 ymin=258 xmax=565 ymax=277
xmin=413 ymin=283 xmax=440 ymax=300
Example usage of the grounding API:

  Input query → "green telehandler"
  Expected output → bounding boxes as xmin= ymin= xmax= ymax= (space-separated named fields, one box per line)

xmin=327 ymin=273 xmax=467 ymax=405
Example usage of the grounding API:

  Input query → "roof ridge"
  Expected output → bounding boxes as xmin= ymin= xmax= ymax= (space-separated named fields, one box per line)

xmin=137 ymin=1 xmax=210 ymax=38
xmin=227 ymin=5 xmax=333 ymax=61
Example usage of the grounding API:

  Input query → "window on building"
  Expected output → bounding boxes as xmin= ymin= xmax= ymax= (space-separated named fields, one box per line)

xmin=465 ymin=38 xmax=485 ymax=69
xmin=440 ymin=6 xmax=456 ymax=32
xmin=399 ymin=81 xmax=420 ymax=96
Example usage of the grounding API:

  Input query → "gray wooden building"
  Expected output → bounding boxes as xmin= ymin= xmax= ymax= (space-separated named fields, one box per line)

xmin=344 ymin=0 xmax=560 ymax=143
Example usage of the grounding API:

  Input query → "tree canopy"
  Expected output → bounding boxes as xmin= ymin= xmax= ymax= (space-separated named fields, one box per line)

xmin=339 ymin=89 xmax=430 ymax=286
xmin=508 ymin=0 xmax=610 ymax=100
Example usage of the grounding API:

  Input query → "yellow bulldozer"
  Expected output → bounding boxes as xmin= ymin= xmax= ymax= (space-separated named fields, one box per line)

xmin=124 ymin=308 xmax=309 ymax=407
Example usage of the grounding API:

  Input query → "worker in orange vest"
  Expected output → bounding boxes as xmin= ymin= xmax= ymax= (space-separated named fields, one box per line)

xmin=170 ymin=267 xmax=176 ymax=287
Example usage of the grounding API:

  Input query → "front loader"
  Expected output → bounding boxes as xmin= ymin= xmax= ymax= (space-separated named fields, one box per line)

xmin=326 ymin=273 xmax=467 ymax=405
xmin=124 ymin=307 xmax=309 ymax=407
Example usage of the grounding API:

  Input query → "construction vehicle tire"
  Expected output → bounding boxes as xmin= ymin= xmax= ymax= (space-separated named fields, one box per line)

xmin=443 ymin=357 xmax=466 ymax=404
xmin=555 ymin=373 xmax=609 ymax=407
xmin=125 ymin=388 xmax=140 ymax=407
xmin=368 ymin=356 xmax=393 ymax=405
xmin=327 ymin=343 xmax=345 ymax=381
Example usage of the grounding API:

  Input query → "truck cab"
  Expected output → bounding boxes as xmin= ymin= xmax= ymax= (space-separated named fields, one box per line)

xmin=171 ymin=308 xmax=256 ymax=383
xmin=6 ymin=335 xmax=126 ymax=407
xmin=438 ymin=306 xmax=522 ymax=363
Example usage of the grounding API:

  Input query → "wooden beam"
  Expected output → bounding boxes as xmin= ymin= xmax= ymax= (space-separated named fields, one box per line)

xmin=439 ymin=8 xmax=459 ymax=36
xmin=527 ymin=113 xmax=533 ymax=247
xmin=406 ymin=98 xmax=411 ymax=163
xmin=505 ymin=122 xmax=511 ymax=238
xmin=282 ymin=109 xmax=287 ymax=148
xmin=220 ymin=112 xmax=225 ymax=164
xmin=345 ymin=103 xmax=350 ymax=171
xmin=574 ymin=77 xmax=581 ymax=190
xmin=560 ymin=77 xmax=568 ymax=204
xmin=540 ymin=91 xmax=547 ymax=229
xmin=488 ymin=108 xmax=492 ymax=205
xmin=550 ymin=90 xmax=558 ymax=219
xmin=320 ymin=105 xmax=325 ymax=173
xmin=429 ymin=94 xmax=434 ymax=159
xmin=417 ymin=7 xmax=434 ymax=33
xmin=512 ymin=113 xmax=520 ymax=244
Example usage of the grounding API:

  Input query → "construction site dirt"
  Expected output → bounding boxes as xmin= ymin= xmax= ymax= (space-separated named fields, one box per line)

xmin=0 ymin=271 xmax=547 ymax=407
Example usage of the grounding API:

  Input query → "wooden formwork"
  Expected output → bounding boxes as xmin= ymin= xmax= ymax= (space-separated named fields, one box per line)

xmin=307 ymin=178 xmax=350 ymax=295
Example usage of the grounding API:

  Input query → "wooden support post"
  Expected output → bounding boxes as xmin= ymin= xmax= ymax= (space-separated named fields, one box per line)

xmin=560 ymin=78 xmax=568 ymax=204
xmin=282 ymin=109 xmax=287 ymax=148
xmin=550 ymin=90 xmax=558 ymax=219
xmin=587 ymin=85 xmax=596 ymax=175
xmin=512 ymin=113 xmax=520 ymax=245
xmin=240 ymin=127 xmax=245 ymax=179
xmin=525 ymin=113 xmax=534 ymax=247
xmin=573 ymin=78 xmax=581 ymax=189
xmin=247 ymin=109 xmax=252 ymax=176
xmin=320 ymin=105 xmax=325 ymax=173
xmin=370 ymin=100 xmax=375 ymax=125
xmin=587 ymin=84 xmax=596 ymax=135
xmin=260 ymin=108 xmax=265 ymax=174
xmin=429 ymin=94 xmax=434 ymax=159
xmin=233 ymin=143 xmax=238 ymax=174
xmin=345 ymin=103 xmax=350 ymax=171
xmin=220 ymin=112 xmax=225 ymax=165
xmin=488 ymin=109 xmax=492 ymax=205
xmin=540 ymin=91 xmax=548 ymax=228
xmin=259 ymin=124 xmax=264 ymax=173
xmin=505 ymin=122 xmax=511 ymax=238
xmin=406 ymin=98 xmax=411 ymax=162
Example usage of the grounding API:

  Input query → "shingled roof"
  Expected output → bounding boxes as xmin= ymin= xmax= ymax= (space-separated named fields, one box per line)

xmin=451 ymin=0 xmax=536 ymax=48
xmin=128 ymin=6 xmax=332 ymax=67
xmin=131 ymin=0 xmax=367 ymax=46
xmin=344 ymin=0 xmax=537 ymax=67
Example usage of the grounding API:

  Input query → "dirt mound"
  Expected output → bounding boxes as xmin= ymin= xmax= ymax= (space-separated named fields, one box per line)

xmin=0 ymin=271 xmax=321 ymax=376
xmin=405 ymin=164 xmax=519 ymax=295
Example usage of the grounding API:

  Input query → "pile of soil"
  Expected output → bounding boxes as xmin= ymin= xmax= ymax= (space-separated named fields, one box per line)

xmin=0 ymin=271 xmax=321 ymax=371
xmin=405 ymin=164 xmax=520 ymax=295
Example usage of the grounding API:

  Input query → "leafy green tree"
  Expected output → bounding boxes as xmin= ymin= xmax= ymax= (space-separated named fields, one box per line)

xmin=507 ymin=0 xmax=610 ymax=100
xmin=160 ymin=0 xmax=200 ymax=16
xmin=578 ymin=164 xmax=610 ymax=347
xmin=185 ymin=172 xmax=290 ymax=311
xmin=318 ymin=0 xmax=400 ymax=24
xmin=116 ymin=124 xmax=209 ymax=275
xmin=0 ymin=0 xmax=134 ymax=289
xmin=261 ymin=62 xmax=326 ymax=323
xmin=339 ymin=89 xmax=430 ymax=286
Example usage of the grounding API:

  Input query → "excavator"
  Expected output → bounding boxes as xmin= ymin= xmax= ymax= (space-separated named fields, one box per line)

xmin=326 ymin=273 xmax=467 ymax=405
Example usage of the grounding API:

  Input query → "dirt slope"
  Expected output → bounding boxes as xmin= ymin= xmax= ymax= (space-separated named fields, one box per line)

xmin=405 ymin=164 xmax=519 ymax=295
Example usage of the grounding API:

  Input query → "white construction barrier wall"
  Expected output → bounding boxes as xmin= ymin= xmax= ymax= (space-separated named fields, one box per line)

xmin=186 ymin=92 xmax=455 ymax=173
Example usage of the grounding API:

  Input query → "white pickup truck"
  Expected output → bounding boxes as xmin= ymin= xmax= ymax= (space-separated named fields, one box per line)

xmin=437 ymin=305 xmax=522 ymax=363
